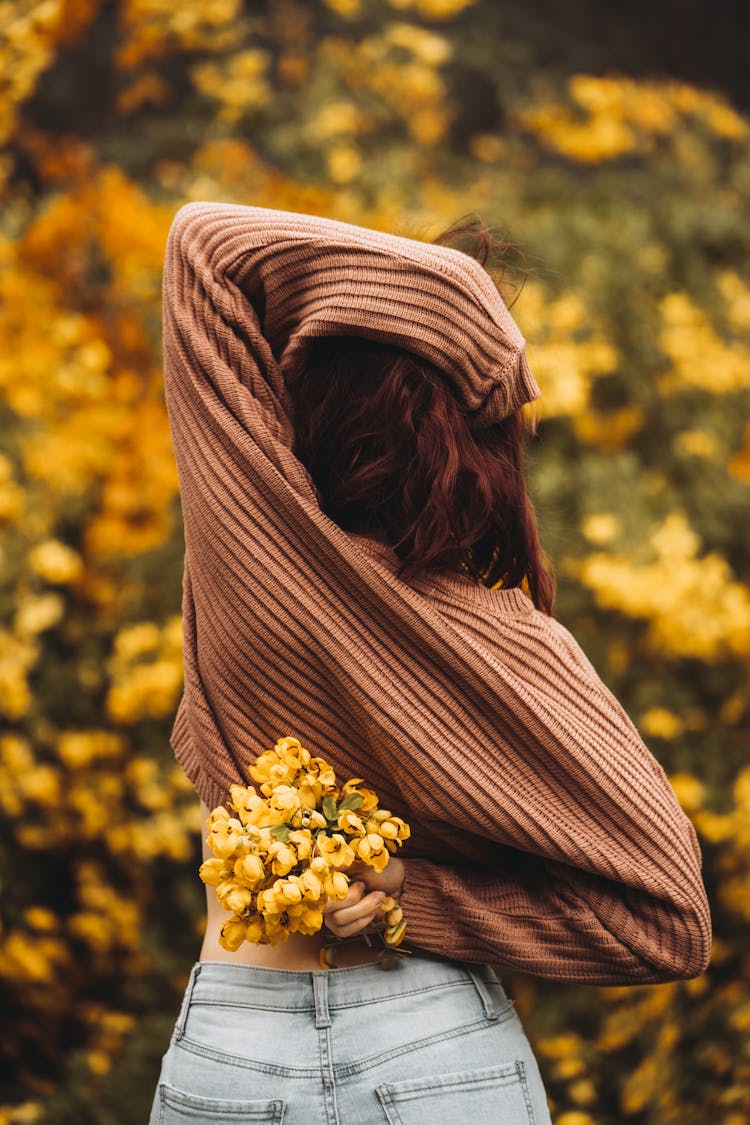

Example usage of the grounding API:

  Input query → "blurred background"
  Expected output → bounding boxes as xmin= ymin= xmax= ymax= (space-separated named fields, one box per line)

xmin=1 ymin=1 xmax=749 ymax=1121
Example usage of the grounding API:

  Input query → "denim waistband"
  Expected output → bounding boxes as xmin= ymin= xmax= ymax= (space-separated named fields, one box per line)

xmin=176 ymin=957 xmax=508 ymax=1031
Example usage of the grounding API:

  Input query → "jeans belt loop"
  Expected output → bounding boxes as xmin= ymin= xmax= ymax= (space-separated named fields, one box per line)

xmin=465 ymin=962 xmax=505 ymax=1020
xmin=312 ymin=971 xmax=332 ymax=1029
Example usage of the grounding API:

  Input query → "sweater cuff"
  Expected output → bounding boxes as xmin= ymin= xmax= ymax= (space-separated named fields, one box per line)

xmin=397 ymin=858 xmax=456 ymax=953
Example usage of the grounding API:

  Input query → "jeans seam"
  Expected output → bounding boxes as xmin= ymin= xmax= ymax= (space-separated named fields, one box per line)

xmin=378 ymin=1059 xmax=525 ymax=1094
xmin=175 ymin=1035 xmax=323 ymax=1079
xmin=329 ymin=978 xmax=474 ymax=1010
xmin=188 ymin=998 xmax=310 ymax=1013
xmin=376 ymin=1060 xmax=536 ymax=1124
xmin=516 ymin=1059 xmax=537 ymax=1125
xmin=335 ymin=1011 xmax=515 ymax=1079
xmin=185 ymin=978 xmax=473 ymax=1015
xmin=158 ymin=1082 xmax=286 ymax=1121
xmin=172 ymin=963 xmax=202 ymax=1044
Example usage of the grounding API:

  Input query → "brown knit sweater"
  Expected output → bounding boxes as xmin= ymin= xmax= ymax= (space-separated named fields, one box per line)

xmin=162 ymin=201 xmax=711 ymax=985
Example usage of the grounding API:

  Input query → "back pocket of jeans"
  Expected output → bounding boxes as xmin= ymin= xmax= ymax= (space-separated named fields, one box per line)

xmin=157 ymin=1082 xmax=285 ymax=1123
xmin=376 ymin=1060 xmax=534 ymax=1125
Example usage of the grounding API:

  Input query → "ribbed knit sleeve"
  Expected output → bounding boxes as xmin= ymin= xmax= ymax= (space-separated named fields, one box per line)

xmin=394 ymin=605 xmax=710 ymax=982
xmin=162 ymin=200 xmax=711 ymax=986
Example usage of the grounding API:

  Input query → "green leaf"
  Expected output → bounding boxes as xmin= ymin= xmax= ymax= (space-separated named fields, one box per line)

xmin=339 ymin=792 xmax=363 ymax=811
xmin=322 ymin=796 xmax=338 ymax=822
xmin=269 ymin=824 xmax=291 ymax=842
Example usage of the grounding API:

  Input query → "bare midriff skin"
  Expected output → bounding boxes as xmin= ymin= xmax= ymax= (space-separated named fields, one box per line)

xmin=197 ymin=801 xmax=406 ymax=970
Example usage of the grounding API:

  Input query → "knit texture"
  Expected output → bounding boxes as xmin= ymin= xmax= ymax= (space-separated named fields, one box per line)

xmin=162 ymin=201 xmax=711 ymax=985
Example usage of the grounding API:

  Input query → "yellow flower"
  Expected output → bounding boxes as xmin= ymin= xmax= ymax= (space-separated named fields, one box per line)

xmin=15 ymin=592 xmax=65 ymax=635
xmin=297 ymin=808 xmax=327 ymax=830
xmin=581 ymin=513 xmax=622 ymax=545
xmin=384 ymin=918 xmax=408 ymax=946
xmin=342 ymin=778 xmax=378 ymax=813
xmin=668 ymin=771 xmax=705 ymax=813
xmin=316 ymin=833 xmax=356 ymax=868
xmin=247 ymin=750 xmax=276 ymax=787
xmin=261 ymin=877 xmax=304 ymax=912
xmin=198 ymin=858 xmax=228 ymax=887
xmin=207 ymin=817 xmax=244 ymax=859
xmin=23 ymin=907 xmax=58 ymax=932
xmin=367 ymin=850 xmax=390 ymax=873
xmin=245 ymin=916 xmax=266 ymax=944
xmin=219 ymin=915 xmax=247 ymax=952
xmin=28 ymin=538 xmax=83 ymax=584
xmin=323 ymin=869 xmax=351 ymax=901
xmin=376 ymin=816 xmax=410 ymax=842
xmin=309 ymin=757 xmax=338 ymax=790
xmin=206 ymin=805 xmax=230 ymax=825
xmin=356 ymin=832 xmax=390 ymax=872
xmin=239 ymin=822 xmax=265 ymax=847
xmin=249 ymin=750 xmax=294 ymax=794
xmin=263 ymin=916 xmax=289 ymax=945
xmin=222 ymin=884 xmax=254 ymax=914
xmin=298 ymin=867 xmax=325 ymax=901
xmin=338 ymin=810 xmax=365 ymax=835
xmin=289 ymin=830 xmax=313 ymax=862
xmin=268 ymin=785 xmax=301 ymax=820
xmin=292 ymin=905 xmax=324 ymax=935
xmin=327 ymin=144 xmax=362 ymax=186
xmin=234 ymin=853 xmax=266 ymax=887
xmin=229 ymin=784 xmax=264 ymax=825
xmin=297 ymin=776 xmax=323 ymax=808
xmin=112 ymin=621 xmax=162 ymax=662
xmin=268 ymin=841 xmax=297 ymax=876
xmin=640 ymin=707 xmax=684 ymax=740
xmin=275 ymin=736 xmax=311 ymax=771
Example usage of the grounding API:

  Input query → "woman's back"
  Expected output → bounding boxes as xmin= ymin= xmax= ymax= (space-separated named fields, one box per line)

xmin=149 ymin=199 xmax=710 ymax=1124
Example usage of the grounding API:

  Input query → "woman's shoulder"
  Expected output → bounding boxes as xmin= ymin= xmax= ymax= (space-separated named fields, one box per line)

xmin=345 ymin=532 xmax=536 ymax=621
xmin=343 ymin=531 xmax=612 ymax=684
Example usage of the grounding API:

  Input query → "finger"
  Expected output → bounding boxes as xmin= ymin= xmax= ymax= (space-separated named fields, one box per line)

xmin=325 ymin=905 xmax=383 ymax=939
xmin=325 ymin=906 xmax=379 ymax=941
xmin=327 ymin=890 xmax=385 ymax=929
xmin=329 ymin=889 xmax=385 ymax=925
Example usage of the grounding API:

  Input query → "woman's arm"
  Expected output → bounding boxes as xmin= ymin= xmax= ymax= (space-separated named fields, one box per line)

xmin=397 ymin=852 xmax=706 ymax=985
xmin=388 ymin=611 xmax=711 ymax=984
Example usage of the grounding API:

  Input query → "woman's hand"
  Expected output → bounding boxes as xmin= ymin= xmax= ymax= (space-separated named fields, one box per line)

xmin=322 ymin=857 xmax=405 ymax=940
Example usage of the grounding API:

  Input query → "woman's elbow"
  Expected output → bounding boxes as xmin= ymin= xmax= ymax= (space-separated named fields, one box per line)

xmin=593 ymin=875 xmax=712 ymax=984
xmin=637 ymin=892 xmax=713 ymax=983
xmin=662 ymin=900 xmax=712 ymax=981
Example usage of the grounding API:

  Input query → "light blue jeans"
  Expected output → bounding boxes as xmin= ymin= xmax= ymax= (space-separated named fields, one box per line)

xmin=148 ymin=957 xmax=552 ymax=1124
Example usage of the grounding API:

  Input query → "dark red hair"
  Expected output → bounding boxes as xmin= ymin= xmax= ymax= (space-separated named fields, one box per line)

xmin=286 ymin=220 xmax=556 ymax=615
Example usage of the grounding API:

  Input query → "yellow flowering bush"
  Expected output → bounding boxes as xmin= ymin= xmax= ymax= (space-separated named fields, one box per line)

xmin=570 ymin=511 xmax=750 ymax=660
xmin=199 ymin=737 xmax=410 ymax=965
xmin=517 ymin=75 xmax=747 ymax=164
xmin=1 ymin=0 xmax=749 ymax=1115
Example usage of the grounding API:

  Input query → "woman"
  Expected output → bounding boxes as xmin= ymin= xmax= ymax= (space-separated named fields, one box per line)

xmin=149 ymin=202 xmax=711 ymax=1124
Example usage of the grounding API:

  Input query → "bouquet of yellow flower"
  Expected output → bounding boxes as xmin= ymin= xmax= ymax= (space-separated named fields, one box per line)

xmin=199 ymin=737 xmax=410 ymax=966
